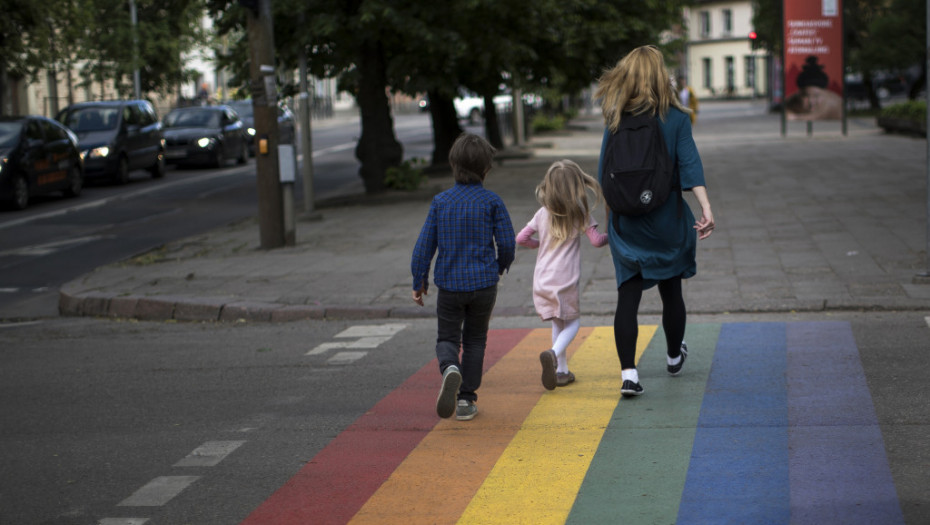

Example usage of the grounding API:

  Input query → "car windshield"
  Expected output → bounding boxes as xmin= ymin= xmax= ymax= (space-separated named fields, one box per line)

xmin=165 ymin=109 xmax=221 ymax=129
xmin=228 ymin=103 xmax=253 ymax=119
xmin=61 ymin=107 xmax=120 ymax=132
xmin=0 ymin=121 xmax=23 ymax=148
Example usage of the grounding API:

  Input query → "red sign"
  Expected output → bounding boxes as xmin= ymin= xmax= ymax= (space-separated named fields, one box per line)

xmin=783 ymin=0 xmax=844 ymax=120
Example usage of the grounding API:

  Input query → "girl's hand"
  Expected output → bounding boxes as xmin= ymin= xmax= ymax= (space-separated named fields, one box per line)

xmin=694 ymin=206 xmax=715 ymax=240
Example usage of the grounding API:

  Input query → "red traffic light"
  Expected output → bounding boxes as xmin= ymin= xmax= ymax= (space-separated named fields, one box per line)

xmin=749 ymin=31 xmax=758 ymax=39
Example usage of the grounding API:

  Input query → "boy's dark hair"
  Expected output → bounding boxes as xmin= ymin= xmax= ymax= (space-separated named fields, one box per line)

xmin=449 ymin=133 xmax=496 ymax=184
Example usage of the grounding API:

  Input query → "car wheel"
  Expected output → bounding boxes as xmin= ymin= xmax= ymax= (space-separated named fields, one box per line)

xmin=149 ymin=151 xmax=166 ymax=179
xmin=63 ymin=166 xmax=83 ymax=198
xmin=113 ymin=155 xmax=130 ymax=185
xmin=10 ymin=175 xmax=29 ymax=210
xmin=237 ymin=141 xmax=248 ymax=165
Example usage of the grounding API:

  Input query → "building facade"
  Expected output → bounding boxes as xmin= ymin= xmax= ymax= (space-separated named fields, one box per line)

xmin=683 ymin=0 xmax=770 ymax=100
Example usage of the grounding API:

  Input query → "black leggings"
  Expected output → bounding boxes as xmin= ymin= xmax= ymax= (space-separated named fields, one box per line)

xmin=614 ymin=274 xmax=686 ymax=369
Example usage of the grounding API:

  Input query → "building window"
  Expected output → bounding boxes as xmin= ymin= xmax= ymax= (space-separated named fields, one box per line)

xmin=699 ymin=11 xmax=711 ymax=37
xmin=726 ymin=56 xmax=735 ymax=95
xmin=702 ymin=58 xmax=712 ymax=90
xmin=745 ymin=56 xmax=755 ymax=89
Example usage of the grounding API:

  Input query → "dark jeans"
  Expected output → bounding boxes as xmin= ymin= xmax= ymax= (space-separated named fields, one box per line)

xmin=435 ymin=285 xmax=497 ymax=402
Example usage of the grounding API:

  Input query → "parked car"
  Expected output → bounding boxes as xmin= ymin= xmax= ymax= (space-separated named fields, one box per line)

xmin=162 ymin=105 xmax=249 ymax=167
xmin=56 ymin=100 xmax=165 ymax=184
xmin=224 ymin=100 xmax=296 ymax=156
xmin=453 ymin=89 xmax=543 ymax=124
xmin=0 ymin=116 xmax=84 ymax=210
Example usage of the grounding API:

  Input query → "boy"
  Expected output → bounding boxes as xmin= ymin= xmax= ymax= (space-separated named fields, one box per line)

xmin=411 ymin=133 xmax=516 ymax=421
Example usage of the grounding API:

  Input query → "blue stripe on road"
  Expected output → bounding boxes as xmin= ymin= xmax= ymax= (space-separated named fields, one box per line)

xmin=677 ymin=322 xmax=790 ymax=524
xmin=787 ymin=321 xmax=904 ymax=524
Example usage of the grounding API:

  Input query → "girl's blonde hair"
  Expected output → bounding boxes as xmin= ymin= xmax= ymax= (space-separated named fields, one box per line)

xmin=594 ymin=45 xmax=689 ymax=133
xmin=536 ymin=160 xmax=602 ymax=248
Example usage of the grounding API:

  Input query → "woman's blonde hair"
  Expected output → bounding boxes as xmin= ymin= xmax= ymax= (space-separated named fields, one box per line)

xmin=536 ymin=160 xmax=602 ymax=248
xmin=594 ymin=45 xmax=688 ymax=133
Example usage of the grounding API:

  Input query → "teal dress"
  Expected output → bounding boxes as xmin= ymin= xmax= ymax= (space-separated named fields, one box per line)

xmin=597 ymin=107 xmax=705 ymax=289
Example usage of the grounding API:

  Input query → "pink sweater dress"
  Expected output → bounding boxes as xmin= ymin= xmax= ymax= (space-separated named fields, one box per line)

xmin=517 ymin=208 xmax=607 ymax=321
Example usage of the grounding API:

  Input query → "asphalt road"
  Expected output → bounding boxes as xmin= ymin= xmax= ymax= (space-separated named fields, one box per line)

xmin=0 ymin=113 xmax=435 ymax=320
xmin=0 ymin=311 xmax=928 ymax=524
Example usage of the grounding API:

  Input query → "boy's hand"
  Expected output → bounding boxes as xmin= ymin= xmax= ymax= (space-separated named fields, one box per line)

xmin=412 ymin=287 xmax=428 ymax=306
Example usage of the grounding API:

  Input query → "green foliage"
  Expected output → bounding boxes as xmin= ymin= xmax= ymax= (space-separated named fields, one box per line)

xmin=880 ymin=100 xmax=927 ymax=122
xmin=531 ymin=113 xmax=566 ymax=133
xmin=384 ymin=158 xmax=428 ymax=191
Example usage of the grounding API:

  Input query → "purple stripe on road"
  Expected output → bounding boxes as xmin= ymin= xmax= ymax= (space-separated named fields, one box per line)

xmin=787 ymin=321 xmax=904 ymax=524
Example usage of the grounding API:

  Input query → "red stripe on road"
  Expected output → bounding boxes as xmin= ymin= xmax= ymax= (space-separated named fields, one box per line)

xmin=240 ymin=328 xmax=532 ymax=525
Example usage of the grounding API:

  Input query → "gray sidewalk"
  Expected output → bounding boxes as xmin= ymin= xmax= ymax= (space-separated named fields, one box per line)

xmin=59 ymin=101 xmax=930 ymax=322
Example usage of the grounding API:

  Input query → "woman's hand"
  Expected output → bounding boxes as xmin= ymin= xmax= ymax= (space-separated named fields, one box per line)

xmin=695 ymin=206 xmax=715 ymax=239
xmin=691 ymin=186 xmax=715 ymax=240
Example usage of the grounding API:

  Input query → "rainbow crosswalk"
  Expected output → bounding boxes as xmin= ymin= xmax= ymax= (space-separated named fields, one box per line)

xmin=241 ymin=322 xmax=904 ymax=525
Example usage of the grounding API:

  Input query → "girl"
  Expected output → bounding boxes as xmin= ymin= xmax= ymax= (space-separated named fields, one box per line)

xmin=517 ymin=160 xmax=608 ymax=390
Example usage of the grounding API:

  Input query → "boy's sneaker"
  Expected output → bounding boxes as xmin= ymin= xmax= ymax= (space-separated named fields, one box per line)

xmin=539 ymin=349 xmax=557 ymax=390
xmin=667 ymin=342 xmax=689 ymax=376
xmin=621 ymin=380 xmax=644 ymax=397
xmin=456 ymin=399 xmax=478 ymax=421
xmin=436 ymin=365 xmax=462 ymax=418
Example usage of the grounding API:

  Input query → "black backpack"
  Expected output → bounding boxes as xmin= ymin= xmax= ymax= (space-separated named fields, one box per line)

xmin=602 ymin=112 xmax=680 ymax=222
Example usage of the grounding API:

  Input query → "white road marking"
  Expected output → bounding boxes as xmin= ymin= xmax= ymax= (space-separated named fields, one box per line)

xmin=98 ymin=519 xmax=149 ymax=525
xmin=117 ymin=476 xmax=200 ymax=507
xmin=327 ymin=351 xmax=368 ymax=365
xmin=307 ymin=336 xmax=392 ymax=355
xmin=335 ymin=324 xmax=406 ymax=338
xmin=174 ymin=440 xmax=246 ymax=467
xmin=0 ymin=320 xmax=42 ymax=328
xmin=0 ymin=235 xmax=113 ymax=257
xmin=0 ymin=288 xmax=19 ymax=293
xmin=311 ymin=142 xmax=355 ymax=158
xmin=925 ymin=316 xmax=930 ymax=329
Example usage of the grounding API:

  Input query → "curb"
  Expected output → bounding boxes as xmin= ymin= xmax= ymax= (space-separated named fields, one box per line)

xmin=58 ymin=289 xmax=928 ymax=324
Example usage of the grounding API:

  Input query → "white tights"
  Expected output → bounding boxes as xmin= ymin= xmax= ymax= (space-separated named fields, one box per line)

xmin=551 ymin=318 xmax=580 ymax=374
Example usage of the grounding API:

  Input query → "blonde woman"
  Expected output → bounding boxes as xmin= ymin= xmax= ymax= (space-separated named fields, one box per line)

xmin=595 ymin=45 xmax=715 ymax=398
xmin=517 ymin=160 xmax=608 ymax=390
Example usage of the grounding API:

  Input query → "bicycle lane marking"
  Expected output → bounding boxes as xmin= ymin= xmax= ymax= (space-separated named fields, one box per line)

xmin=239 ymin=328 xmax=531 ymax=525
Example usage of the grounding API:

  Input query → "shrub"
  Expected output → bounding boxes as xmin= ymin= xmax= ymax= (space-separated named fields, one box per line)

xmin=385 ymin=157 xmax=428 ymax=191
xmin=531 ymin=113 xmax=566 ymax=133
xmin=880 ymin=100 xmax=926 ymax=121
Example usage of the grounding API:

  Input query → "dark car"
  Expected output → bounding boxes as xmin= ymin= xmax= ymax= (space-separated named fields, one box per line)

xmin=224 ymin=100 xmax=296 ymax=156
xmin=0 ymin=116 xmax=84 ymax=210
xmin=162 ymin=106 xmax=249 ymax=168
xmin=56 ymin=100 xmax=165 ymax=184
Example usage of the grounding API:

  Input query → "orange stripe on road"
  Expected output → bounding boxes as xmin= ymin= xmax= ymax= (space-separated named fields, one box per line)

xmin=348 ymin=327 xmax=594 ymax=525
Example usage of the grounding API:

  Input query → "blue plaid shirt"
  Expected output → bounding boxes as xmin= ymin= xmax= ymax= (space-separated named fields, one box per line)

xmin=411 ymin=182 xmax=515 ymax=293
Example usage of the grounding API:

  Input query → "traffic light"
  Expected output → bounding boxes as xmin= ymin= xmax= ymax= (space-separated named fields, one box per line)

xmin=749 ymin=30 xmax=762 ymax=49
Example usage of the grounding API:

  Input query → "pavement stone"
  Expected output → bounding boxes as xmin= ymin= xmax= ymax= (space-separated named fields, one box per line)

xmin=58 ymin=100 xmax=930 ymax=322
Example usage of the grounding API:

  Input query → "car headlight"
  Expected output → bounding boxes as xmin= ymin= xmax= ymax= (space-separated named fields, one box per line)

xmin=247 ymin=127 xmax=256 ymax=136
xmin=197 ymin=137 xmax=215 ymax=148
xmin=87 ymin=146 xmax=110 ymax=158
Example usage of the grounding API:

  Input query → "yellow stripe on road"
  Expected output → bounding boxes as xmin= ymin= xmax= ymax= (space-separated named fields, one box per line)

xmin=349 ymin=328 xmax=591 ymax=525
xmin=458 ymin=325 xmax=656 ymax=524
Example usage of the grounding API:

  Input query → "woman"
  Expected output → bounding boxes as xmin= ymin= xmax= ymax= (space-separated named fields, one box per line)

xmin=594 ymin=46 xmax=715 ymax=398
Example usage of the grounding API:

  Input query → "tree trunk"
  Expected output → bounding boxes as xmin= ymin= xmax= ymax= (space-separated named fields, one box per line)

xmin=482 ymin=93 xmax=504 ymax=149
xmin=354 ymin=39 xmax=402 ymax=194
xmin=908 ymin=64 xmax=926 ymax=100
xmin=427 ymin=89 xmax=463 ymax=168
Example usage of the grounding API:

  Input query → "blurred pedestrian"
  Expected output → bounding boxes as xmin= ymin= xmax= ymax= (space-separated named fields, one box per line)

xmin=594 ymin=45 xmax=715 ymax=398
xmin=517 ymin=160 xmax=608 ymax=390
xmin=677 ymin=76 xmax=699 ymax=125
xmin=411 ymin=133 xmax=516 ymax=421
